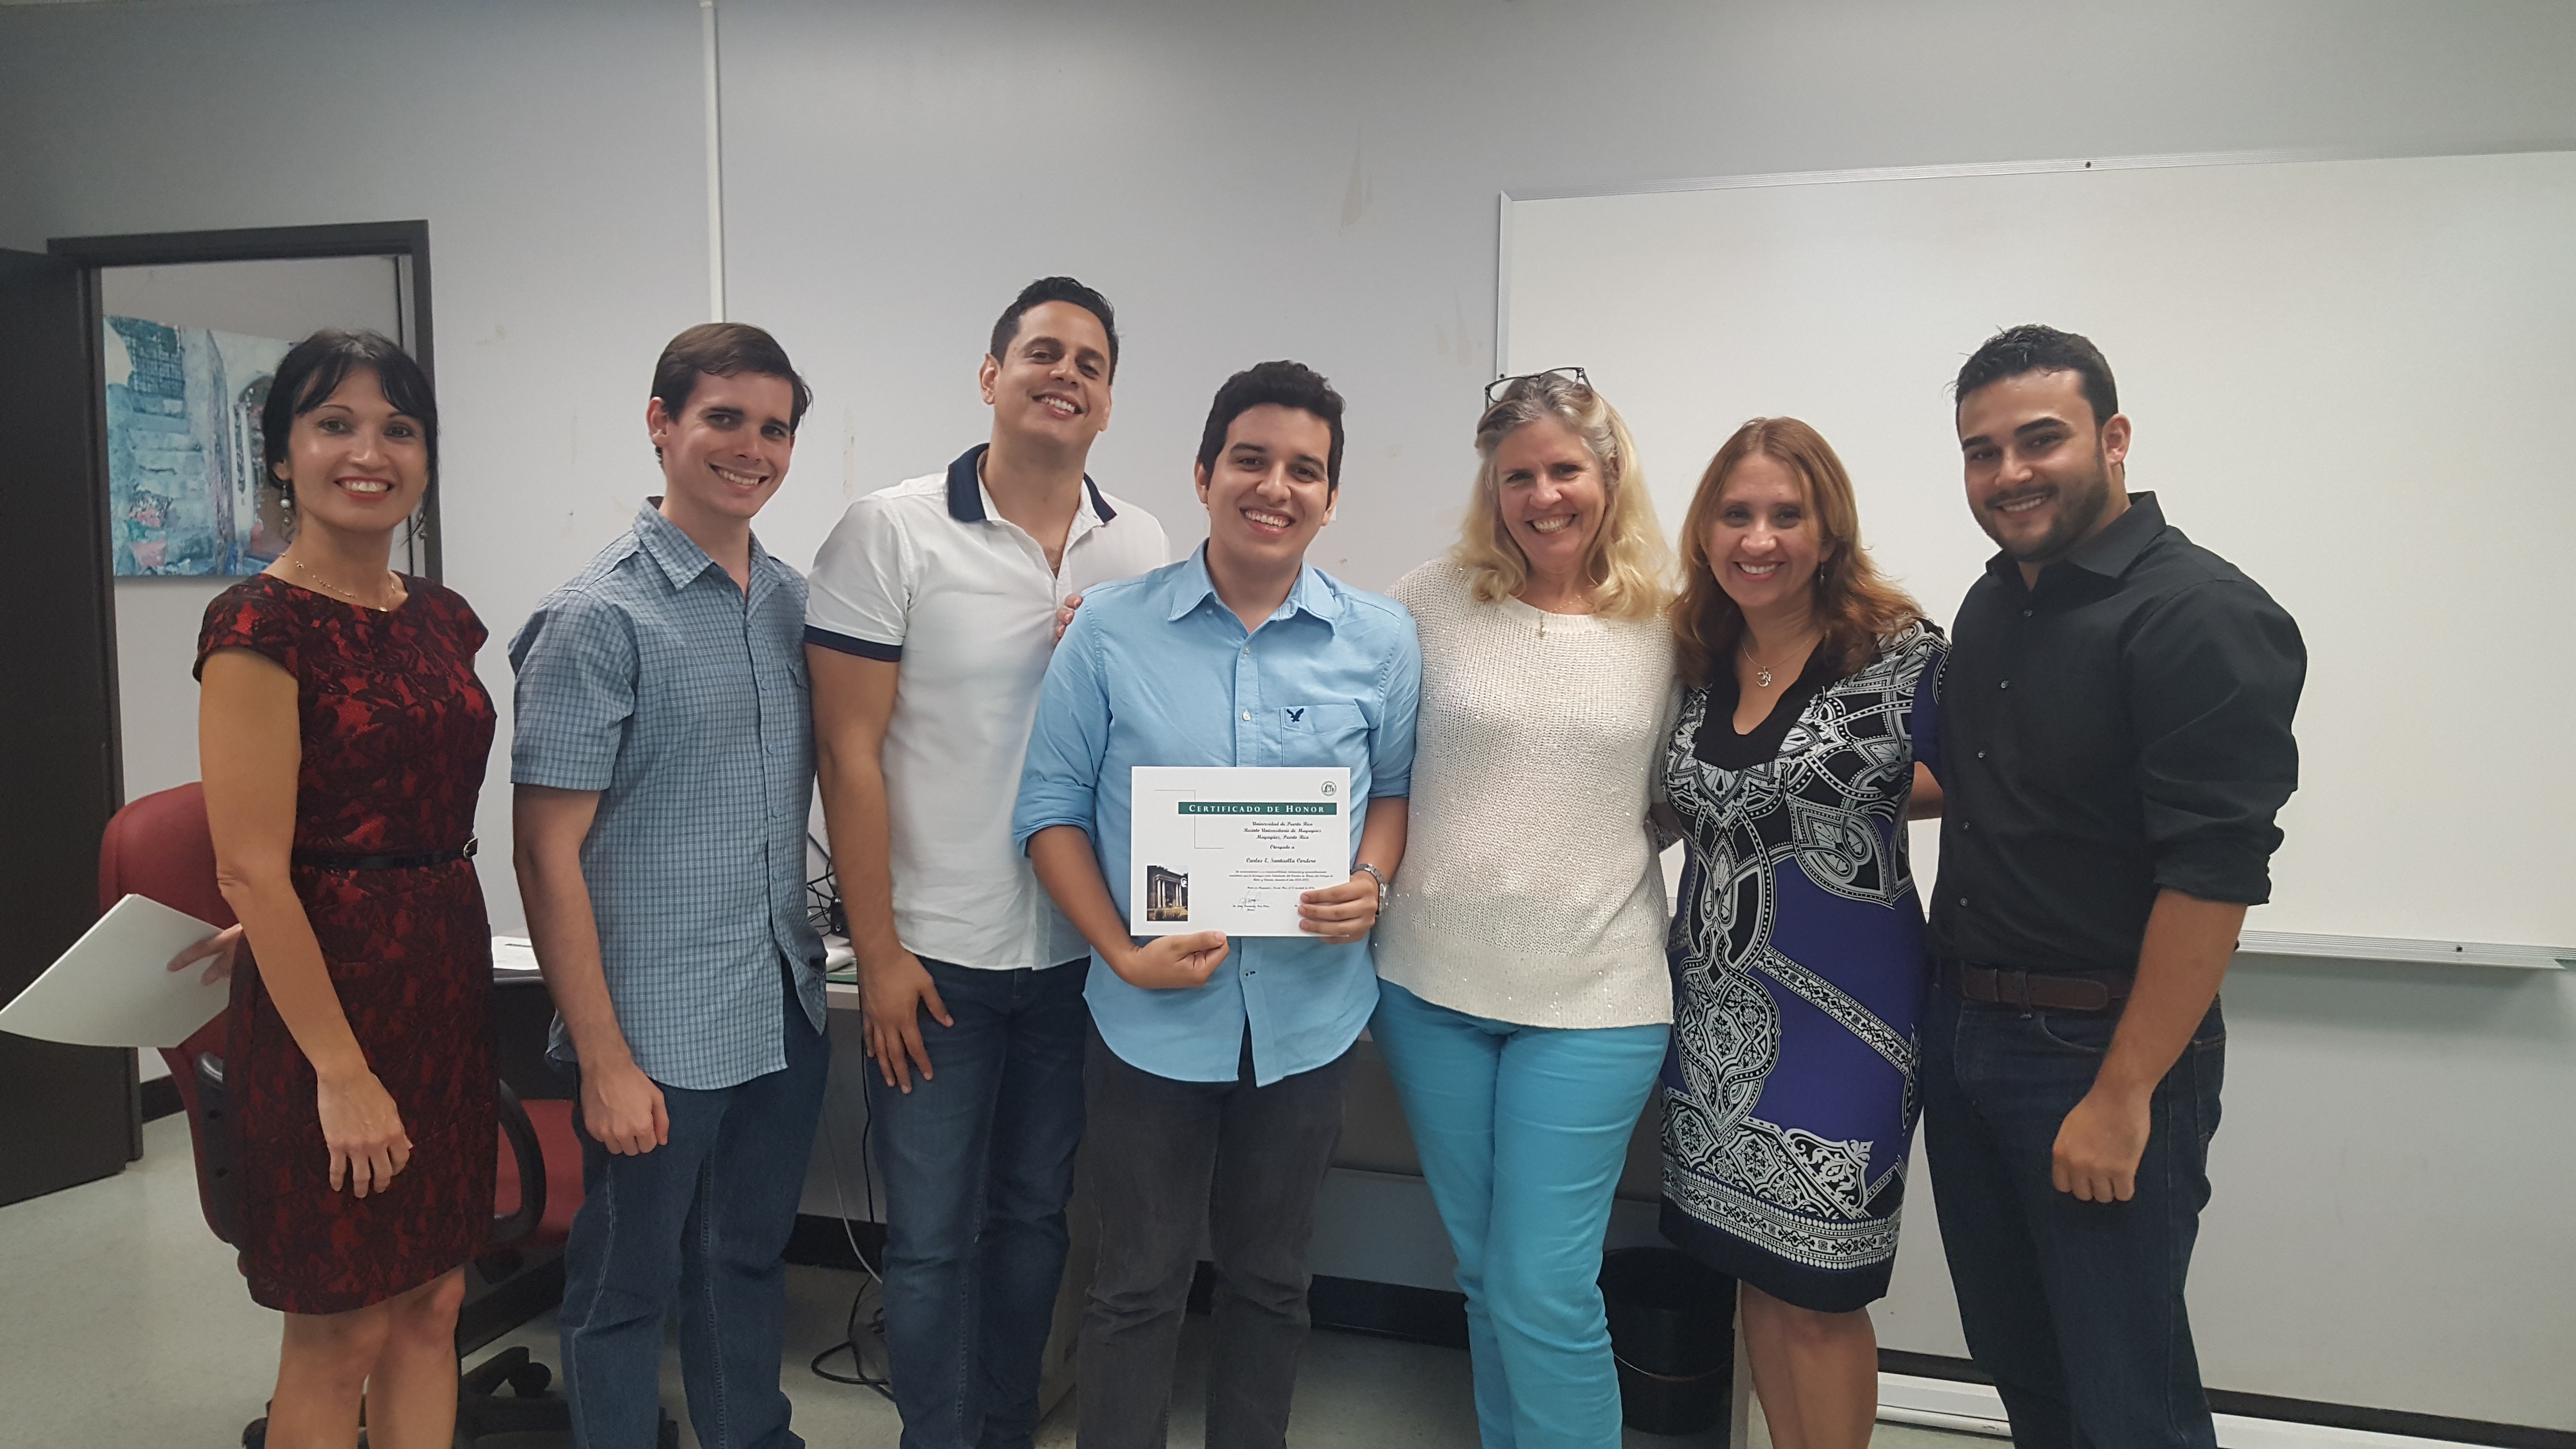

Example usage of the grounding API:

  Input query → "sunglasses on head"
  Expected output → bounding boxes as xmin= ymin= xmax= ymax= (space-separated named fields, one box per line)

xmin=1483 ymin=367 xmax=1590 ymax=406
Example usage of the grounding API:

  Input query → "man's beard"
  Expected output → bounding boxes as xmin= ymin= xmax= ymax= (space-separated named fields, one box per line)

xmin=1986 ymin=448 xmax=2115 ymax=564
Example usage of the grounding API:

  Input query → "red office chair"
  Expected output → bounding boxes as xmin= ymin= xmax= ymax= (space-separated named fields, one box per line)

xmin=97 ymin=784 xmax=624 ymax=1448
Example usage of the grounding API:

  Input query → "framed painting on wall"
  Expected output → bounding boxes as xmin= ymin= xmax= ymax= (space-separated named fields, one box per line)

xmin=101 ymin=315 xmax=294 ymax=576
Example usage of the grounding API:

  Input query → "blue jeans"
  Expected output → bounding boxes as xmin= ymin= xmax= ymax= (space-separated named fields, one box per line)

xmin=870 ymin=957 xmax=1090 ymax=1449
xmin=1370 ymin=980 xmax=1671 ymax=1449
xmin=559 ymin=973 xmax=830 ymax=1449
xmin=1920 ymin=987 xmax=2226 ymax=1449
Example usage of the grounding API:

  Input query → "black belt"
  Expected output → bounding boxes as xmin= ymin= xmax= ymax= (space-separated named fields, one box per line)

xmin=1937 ymin=959 xmax=2130 ymax=1013
xmin=293 ymin=838 xmax=477 ymax=871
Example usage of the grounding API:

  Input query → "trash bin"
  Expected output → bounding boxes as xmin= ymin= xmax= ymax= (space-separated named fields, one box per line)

xmin=1599 ymin=1245 xmax=1734 ymax=1435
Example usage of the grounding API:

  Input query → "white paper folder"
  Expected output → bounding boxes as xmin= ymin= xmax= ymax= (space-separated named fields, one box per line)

xmin=0 ymin=894 xmax=229 ymax=1049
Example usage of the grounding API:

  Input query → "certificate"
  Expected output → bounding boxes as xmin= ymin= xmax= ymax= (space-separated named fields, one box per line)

xmin=0 ymin=894 xmax=228 ymax=1049
xmin=1129 ymin=766 xmax=1351 ymax=937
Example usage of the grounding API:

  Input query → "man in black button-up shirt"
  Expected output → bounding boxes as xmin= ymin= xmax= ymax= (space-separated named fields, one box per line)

xmin=1921 ymin=326 xmax=2303 ymax=1449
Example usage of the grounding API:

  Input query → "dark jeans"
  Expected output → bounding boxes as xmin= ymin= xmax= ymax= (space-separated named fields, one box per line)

xmin=1920 ymin=986 xmax=2227 ymax=1449
xmin=869 ymin=956 xmax=1090 ymax=1449
xmin=1077 ymin=1025 xmax=1353 ymax=1449
xmin=559 ymin=973 xmax=831 ymax=1449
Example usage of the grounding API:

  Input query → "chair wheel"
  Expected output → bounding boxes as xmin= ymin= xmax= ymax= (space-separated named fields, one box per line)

xmin=506 ymin=1362 xmax=553 ymax=1397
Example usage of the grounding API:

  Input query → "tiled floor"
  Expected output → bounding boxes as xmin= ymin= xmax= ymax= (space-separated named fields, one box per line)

xmin=1 ymin=1114 xmax=1976 ymax=1447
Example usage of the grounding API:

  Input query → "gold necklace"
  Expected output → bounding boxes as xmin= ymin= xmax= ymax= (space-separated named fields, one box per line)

xmin=1741 ymin=630 xmax=1818 ymax=689
xmin=289 ymin=555 xmax=401 ymax=612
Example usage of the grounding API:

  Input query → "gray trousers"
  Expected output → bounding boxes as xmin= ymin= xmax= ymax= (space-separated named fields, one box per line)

xmin=1075 ymin=1023 xmax=1352 ymax=1449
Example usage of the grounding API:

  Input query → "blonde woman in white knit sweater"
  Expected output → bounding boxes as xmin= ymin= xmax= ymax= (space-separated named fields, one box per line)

xmin=1372 ymin=370 xmax=1677 ymax=1449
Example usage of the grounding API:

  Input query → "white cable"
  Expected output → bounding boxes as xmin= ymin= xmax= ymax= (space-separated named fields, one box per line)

xmin=818 ymin=1082 xmax=882 ymax=1286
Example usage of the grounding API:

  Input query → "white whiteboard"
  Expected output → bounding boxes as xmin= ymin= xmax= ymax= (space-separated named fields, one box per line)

xmin=1503 ymin=149 xmax=2576 ymax=954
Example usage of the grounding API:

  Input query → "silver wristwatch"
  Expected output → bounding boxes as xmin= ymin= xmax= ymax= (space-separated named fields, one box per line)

xmin=1352 ymin=862 xmax=1391 ymax=917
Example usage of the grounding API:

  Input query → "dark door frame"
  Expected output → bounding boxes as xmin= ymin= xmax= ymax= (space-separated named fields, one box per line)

xmin=49 ymin=220 xmax=443 ymax=580
xmin=0 ymin=247 xmax=135 ymax=1202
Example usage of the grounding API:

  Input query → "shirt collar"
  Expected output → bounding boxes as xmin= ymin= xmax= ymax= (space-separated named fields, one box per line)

xmin=634 ymin=498 xmax=777 ymax=593
xmin=1983 ymin=490 xmax=2166 ymax=587
xmin=634 ymin=499 xmax=720 ymax=589
xmin=2065 ymin=491 xmax=2164 ymax=578
xmin=947 ymin=443 xmax=1118 ymax=526
xmin=1163 ymin=543 xmax=1341 ymax=630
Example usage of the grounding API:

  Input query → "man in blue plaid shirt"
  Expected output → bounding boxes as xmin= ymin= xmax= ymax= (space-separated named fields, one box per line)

xmin=511 ymin=322 xmax=828 ymax=1449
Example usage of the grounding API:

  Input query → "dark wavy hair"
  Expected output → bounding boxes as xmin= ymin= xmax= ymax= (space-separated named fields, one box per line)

xmin=990 ymin=276 xmax=1120 ymax=380
xmin=260 ymin=330 xmax=438 ymax=500
xmin=1194 ymin=360 xmax=1346 ymax=494
xmin=1954 ymin=323 xmax=2119 ymax=428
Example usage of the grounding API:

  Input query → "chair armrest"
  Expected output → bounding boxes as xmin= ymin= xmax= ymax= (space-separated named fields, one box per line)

xmin=491 ymin=1079 xmax=546 ymax=1249
xmin=192 ymin=1052 xmax=244 ymax=1246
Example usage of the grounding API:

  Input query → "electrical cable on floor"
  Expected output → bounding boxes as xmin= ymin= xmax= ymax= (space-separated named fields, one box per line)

xmin=804 ymin=843 xmax=894 ymax=1399
xmin=808 ymin=1087 xmax=893 ymax=1397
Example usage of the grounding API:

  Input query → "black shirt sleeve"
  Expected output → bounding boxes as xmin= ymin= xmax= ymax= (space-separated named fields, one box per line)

xmin=2126 ymin=578 xmax=2307 ymax=905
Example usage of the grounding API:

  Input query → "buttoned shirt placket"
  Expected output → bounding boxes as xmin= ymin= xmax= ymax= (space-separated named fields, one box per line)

xmin=741 ymin=559 xmax=799 ymax=976
xmin=978 ymin=478 xmax=1105 ymax=607
xmin=1210 ymin=592 xmax=1312 ymax=1072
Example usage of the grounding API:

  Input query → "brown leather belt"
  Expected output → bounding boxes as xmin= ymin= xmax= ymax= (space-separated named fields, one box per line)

xmin=1937 ymin=960 xmax=2130 ymax=1013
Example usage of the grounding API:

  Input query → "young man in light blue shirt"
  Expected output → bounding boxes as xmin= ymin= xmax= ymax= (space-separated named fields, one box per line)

xmin=1013 ymin=360 xmax=1418 ymax=1449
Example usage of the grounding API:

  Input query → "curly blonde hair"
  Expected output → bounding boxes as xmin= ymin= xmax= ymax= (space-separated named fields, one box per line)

xmin=1674 ymin=416 xmax=1924 ymax=687
xmin=1450 ymin=373 xmax=1672 ymax=620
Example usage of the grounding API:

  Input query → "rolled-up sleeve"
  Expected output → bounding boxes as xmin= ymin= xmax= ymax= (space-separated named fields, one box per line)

xmin=2127 ymin=580 xmax=2306 ymax=904
xmin=1012 ymin=607 xmax=1112 ymax=849
xmin=805 ymin=494 xmax=911 ymax=660
xmin=509 ymin=591 xmax=637 ymax=792
xmin=1367 ymin=616 xmax=1422 ymax=798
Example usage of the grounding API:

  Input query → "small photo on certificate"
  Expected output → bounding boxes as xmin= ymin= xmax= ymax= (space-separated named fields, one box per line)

xmin=1129 ymin=766 xmax=1351 ymax=938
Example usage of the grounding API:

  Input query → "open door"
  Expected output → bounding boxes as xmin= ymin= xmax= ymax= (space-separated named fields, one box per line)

xmin=0 ymin=247 xmax=142 ymax=1205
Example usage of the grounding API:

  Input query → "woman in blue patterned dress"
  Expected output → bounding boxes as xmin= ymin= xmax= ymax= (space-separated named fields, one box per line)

xmin=1658 ymin=417 xmax=1943 ymax=1449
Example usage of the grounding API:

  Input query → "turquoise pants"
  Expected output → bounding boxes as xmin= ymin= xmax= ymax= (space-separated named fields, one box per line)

xmin=1371 ymin=980 xmax=1671 ymax=1449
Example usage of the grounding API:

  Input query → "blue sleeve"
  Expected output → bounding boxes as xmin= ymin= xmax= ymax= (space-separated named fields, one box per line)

xmin=508 ymin=590 xmax=636 ymax=793
xmin=1012 ymin=605 xmax=1113 ymax=850
xmin=1368 ymin=612 xmax=1422 ymax=798
xmin=1910 ymin=642 xmax=1944 ymax=784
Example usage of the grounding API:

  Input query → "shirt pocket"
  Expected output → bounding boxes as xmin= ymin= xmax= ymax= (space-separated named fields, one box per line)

xmin=1279 ymin=702 xmax=1370 ymax=768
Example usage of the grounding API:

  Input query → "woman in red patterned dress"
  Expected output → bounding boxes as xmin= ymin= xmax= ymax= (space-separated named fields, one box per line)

xmin=192 ymin=330 xmax=497 ymax=1449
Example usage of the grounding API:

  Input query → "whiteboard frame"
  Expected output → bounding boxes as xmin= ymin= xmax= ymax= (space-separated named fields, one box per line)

xmin=1495 ymin=142 xmax=2576 ymax=973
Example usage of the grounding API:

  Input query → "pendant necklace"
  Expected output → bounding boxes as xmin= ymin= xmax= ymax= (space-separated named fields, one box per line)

xmin=290 ymin=555 xmax=401 ymax=612
xmin=1742 ymin=631 xmax=1816 ymax=689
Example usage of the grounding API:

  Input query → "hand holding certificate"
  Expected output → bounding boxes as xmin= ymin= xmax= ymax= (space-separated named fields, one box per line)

xmin=1130 ymin=767 xmax=1352 ymax=937
xmin=0 ymin=894 xmax=232 ymax=1049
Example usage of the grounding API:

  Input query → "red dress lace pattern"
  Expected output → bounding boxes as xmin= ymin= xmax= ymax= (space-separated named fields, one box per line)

xmin=196 ymin=574 xmax=499 ymax=1315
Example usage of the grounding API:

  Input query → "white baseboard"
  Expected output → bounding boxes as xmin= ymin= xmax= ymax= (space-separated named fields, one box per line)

xmin=1878 ymin=1374 xmax=2481 ymax=1449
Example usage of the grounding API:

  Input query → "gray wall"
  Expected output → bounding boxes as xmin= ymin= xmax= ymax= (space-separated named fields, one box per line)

xmin=7 ymin=0 xmax=2573 ymax=1430
xmin=10 ymin=0 xmax=2568 ymax=934
xmin=1 ymin=0 xmax=716 ymax=924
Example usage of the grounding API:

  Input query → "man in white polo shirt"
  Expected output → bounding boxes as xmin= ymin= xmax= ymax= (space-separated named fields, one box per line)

xmin=805 ymin=277 xmax=1167 ymax=1449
